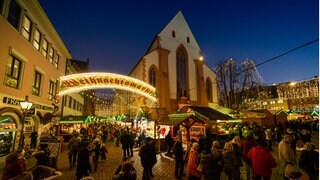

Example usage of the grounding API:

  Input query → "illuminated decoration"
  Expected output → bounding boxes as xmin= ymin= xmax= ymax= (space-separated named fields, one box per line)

xmin=58 ymin=73 xmax=157 ymax=102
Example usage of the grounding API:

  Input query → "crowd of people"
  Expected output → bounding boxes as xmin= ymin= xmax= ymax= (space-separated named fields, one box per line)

xmin=1 ymin=119 xmax=318 ymax=180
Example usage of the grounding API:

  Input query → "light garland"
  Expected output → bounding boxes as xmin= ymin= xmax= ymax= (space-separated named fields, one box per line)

xmin=58 ymin=72 xmax=157 ymax=102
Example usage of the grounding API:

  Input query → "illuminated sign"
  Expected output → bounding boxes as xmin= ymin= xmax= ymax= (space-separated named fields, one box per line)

xmin=58 ymin=73 xmax=157 ymax=102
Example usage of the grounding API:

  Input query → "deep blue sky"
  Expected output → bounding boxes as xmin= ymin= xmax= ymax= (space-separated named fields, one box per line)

xmin=39 ymin=0 xmax=319 ymax=85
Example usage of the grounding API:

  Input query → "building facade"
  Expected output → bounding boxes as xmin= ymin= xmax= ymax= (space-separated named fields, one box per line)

xmin=0 ymin=0 xmax=70 ymax=162
xmin=129 ymin=11 xmax=219 ymax=118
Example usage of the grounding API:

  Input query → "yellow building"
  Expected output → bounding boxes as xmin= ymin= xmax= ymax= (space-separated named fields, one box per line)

xmin=129 ymin=11 xmax=219 ymax=119
xmin=0 ymin=0 xmax=70 ymax=162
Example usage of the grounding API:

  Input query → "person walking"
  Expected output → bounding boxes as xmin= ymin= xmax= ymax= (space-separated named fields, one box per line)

xmin=30 ymin=130 xmax=38 ymax=149
xmin=68 ymin=133 xmax=81 ymax=170
xmin=199 ymin=145 xmax=216 ymax=180
xmin=211 ymin=141 xmax=223 ymax=180
xmin=173 ymin=135 xmax=185 ymax=178
xmin=223 ymin=142 xmax=241 ymax=180
xmin=92 ymin=136 xmax=102 ymax=172
xmin=241 ymin=135 xmax=257 ymax=180
xmin=165 ymin=132 xmax=173 ymax=155
xmin=187 ymin=142 xmax=202 ymax=180
xmin=120 ymin=131 xmax=131 ymax=158
xmin=139 ymin=137 xmax=157 ymax=180
xmin=247 ymin=140 xmax=277 ymax=180
xmin=76 ymin=141 xmax=91 ymax=180
xmin=278 ymin=134 xmax=296 ymax=179
xmin=298 ymin=142 xmax=319 ymax=180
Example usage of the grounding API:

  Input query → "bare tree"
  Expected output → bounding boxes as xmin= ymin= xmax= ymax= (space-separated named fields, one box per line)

xmin=213 ymin=58 xmax=265 ymax=111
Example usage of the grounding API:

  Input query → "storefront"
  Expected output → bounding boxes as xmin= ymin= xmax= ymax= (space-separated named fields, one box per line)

xmin=0 ymin=115 xmax=17 ymax=157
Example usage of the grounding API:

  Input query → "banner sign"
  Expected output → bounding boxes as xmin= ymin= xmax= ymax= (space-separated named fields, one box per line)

xmin=58 ymin=73 xmax=157 ymax=102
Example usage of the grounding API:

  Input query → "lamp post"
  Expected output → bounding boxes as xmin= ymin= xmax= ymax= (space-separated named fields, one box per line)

xmin=19 ymin=96 xmax=33 ymax=149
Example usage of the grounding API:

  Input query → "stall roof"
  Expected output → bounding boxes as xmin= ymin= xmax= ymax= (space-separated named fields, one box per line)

xmin=60 ymin=115 xmax=100 ymax=124
xmin=168 ymin=113 xmax=205 ymax=126
xmin=178 ymin=106 xmax=234 ymax=120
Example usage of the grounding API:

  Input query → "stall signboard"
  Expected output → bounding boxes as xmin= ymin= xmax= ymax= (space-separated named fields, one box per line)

xmin=190 ymin=126 xmax=206 ymax=142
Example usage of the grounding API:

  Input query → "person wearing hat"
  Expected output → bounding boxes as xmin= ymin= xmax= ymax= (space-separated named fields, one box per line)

xmin=278 ymin=133 xmax=296 ymax=178
xmin=138 ymin=137 xmax=157 ymax=180
xmin=298 ymin=142 xmax=319 ymax=180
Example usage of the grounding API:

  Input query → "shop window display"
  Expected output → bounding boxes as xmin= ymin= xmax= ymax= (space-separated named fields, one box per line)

xmin=0 ymin=116 xmax=17 ymax=157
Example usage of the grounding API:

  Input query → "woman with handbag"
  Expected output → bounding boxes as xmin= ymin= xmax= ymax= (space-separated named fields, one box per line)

xmin=187 ymin=142 xmax=202 ymax=180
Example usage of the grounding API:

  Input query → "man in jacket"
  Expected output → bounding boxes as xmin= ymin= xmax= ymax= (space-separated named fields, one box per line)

xmin=174 ymin=135 xmax=185 ymax=178
xmin=139 ymin=137 xmax=157 ymax=180
xmin=76 ymin=141 xmax=91 ymax=180
xmin=278 ymin=134 xmax=295 ymax=178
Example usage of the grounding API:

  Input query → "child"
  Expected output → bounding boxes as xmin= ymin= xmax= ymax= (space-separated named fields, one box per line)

xmin=100 ymin=143 xmax=108 ymax=161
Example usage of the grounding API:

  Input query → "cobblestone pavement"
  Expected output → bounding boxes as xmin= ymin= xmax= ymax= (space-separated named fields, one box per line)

xmin=0 ymin=132 xmax=318 ymax=180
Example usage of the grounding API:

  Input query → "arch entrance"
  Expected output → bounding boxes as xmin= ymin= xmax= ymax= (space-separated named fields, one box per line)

xmin=58 ymin=73 xmax=157 ymax=102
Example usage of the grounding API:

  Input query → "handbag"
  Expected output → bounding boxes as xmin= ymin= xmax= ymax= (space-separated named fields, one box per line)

xmin=197 ymin=163 xmax=203 ymax=172
xmin=197 ymin=154 xmax=203 ymax=172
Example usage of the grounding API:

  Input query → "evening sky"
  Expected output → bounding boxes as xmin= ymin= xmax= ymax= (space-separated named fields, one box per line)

xmin=38 ymin=0 xmax=319 ymax=85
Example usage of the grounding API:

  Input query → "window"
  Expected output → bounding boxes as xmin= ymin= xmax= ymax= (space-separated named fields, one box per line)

xmin=63 ymin=96 xmax=67 ymax=106
xmin=68 ymin=96 xmax=72 ymax=108
xmin=48 ymin=80 xmax=57 ymax=100
xmin=187 ymin=37 xmax=190 ymax=43
xmin=7 ymin=0 xmax=21 ymax=29
xmin=5 ymin=55 xmax=22 ymax=89
xmin=41 ymin=38 xmax=48 ymax=57
xmin=54 ymin=53 xmax=59 ymax=69
xmin=172 ymin=31 xmax=176 ymax=38
xmin=206 ymin=78 xmax=212 ymax=101
xmin=33 ymin=29 xmax=41 ymax=50
xmin=73 ymin=100 xmax=76 ymax=110
xmin=48 ymin=47 xmax=54 ymax=63
xmin=32 ymin=71 xmax=42 ymax=96
xmin=22 ymin=16 xmax=32 ymax=41
xmin=176 ymin=46 xmax=188 ymax=99
xmin=149 ymin=67 xmax=156 ymax=87
xmin=0 ymin=0 xmax=4 ymax=15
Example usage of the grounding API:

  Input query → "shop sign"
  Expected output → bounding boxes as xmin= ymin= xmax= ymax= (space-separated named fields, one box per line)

xmin=2 ymin=96 xmax=54 ymax=111
xmin=59 ymin=73 xmax=157 ymax=102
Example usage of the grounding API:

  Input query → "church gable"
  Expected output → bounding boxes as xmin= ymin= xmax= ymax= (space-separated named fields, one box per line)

xmin=158 ymin=11 xmax=200 ymax=50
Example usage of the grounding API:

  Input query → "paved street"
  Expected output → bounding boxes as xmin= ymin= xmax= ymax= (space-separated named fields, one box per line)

xmin=0 ymin=132 xmax=318 ymax=180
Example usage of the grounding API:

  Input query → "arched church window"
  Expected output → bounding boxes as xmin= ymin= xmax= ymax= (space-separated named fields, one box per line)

xmin=176 ymin=46 xmax=188 ymax=99
xmin=149 ymin=67 xmax=156 ymax=87
xmin=172 ymin=31 xmax=176 ymax=38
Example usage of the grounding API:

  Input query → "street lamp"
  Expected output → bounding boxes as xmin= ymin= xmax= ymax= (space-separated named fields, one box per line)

xmin=19 ymin=96 xmax=33 ymax=149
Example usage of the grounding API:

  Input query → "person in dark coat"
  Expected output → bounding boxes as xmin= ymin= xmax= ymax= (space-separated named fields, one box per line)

xmin=173 ymin=135 xmax=185 ymax=178
xmin=299 ymin=142 xmax=319 ymax=180
xmin=165 ymin=132 xmax=173 ymax=155
xmin=139 ymin=137 xmax=157 ymax=180
xmin=120 ymin=131 xmax=131 ymax=158
xmin=199 ymin=145 xmax=216 ymax=180
xmin=30 ymin=130 xmax=38 ymax=149
xmin=211 ymin=141 xmax=223 ymax=180
xmin=92 ymin=137 xmax=101 ymax=172
xmin=2 ymin=149 xmax=26 ymax=180
xmin=32 ymin=143 xmax=50 ymax=166
xmin=76 ymin=141 xmax=91 ymax=180
xmin=129 ymin=131 xmax=135 ymax=157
